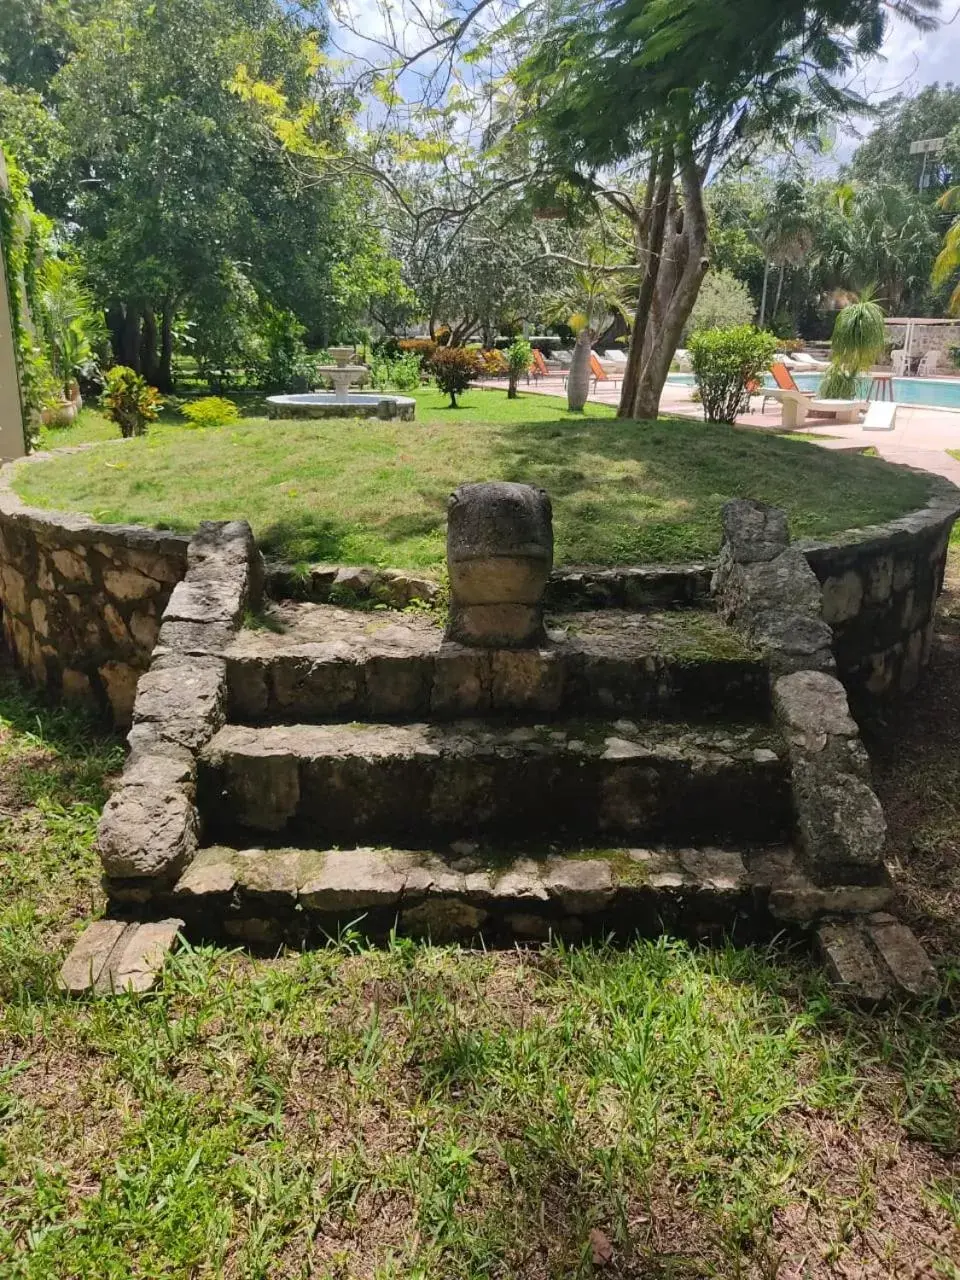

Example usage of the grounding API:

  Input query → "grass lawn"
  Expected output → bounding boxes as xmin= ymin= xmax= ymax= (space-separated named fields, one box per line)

xmin=19 ymin=389 xmax=931 ymax=570
xmin=0 ymin=668 xmax=958 ymax=1276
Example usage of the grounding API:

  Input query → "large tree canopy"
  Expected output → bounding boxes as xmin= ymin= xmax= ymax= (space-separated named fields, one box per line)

xmin=512 ymin=0 xmax=941 ymax=417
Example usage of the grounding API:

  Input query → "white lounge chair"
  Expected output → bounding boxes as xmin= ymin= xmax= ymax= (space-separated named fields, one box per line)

xmin=765 ymin=388 xmax=867 ymax=429
xmin=791 ymin=352 xmax=830 ymax=372
xmin=891 ymin=349 xmax=908 ymax=376
xmin=862 ymin=401 xmax=898 ymax=432
xmin=673 ymin=348 xmax=692 ymax=371
xmin=602 ymin=349 xmax=628 ymax=365
xmin=917 ymin=350 xmax=941 ymax=376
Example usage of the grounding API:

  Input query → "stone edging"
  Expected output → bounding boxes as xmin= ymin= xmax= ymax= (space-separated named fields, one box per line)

xmin=98 ymin=520 xmax=263 ymax=896
xmin=714 ymin=499 xmax=889 ymax=898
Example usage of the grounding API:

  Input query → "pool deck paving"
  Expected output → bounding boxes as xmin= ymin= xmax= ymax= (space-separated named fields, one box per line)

xmin=491 ymin=374 xmax=960 ymax=487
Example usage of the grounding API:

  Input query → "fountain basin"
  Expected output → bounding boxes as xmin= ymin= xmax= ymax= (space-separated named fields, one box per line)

xmin=267 ymin=393 xmax=416 ymax=422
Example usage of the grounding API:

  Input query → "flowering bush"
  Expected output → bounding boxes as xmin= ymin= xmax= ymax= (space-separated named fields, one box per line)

xmin=181 ymin=396 xmax=240 ymax=428
xmin=480 ymin=348 xmax=509 ymax=377
xmin=428 ymin=347 xmax=484 ymax=407
xmin=102 ymin=366 xmax=163 ymax=437
xmin=398 ymin=338 xmax=437 ymax=361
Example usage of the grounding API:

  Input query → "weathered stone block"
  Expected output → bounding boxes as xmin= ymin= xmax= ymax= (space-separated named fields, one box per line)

xmin=542 ymin=858 xmax=615 ymax=912
xmin=132 ymin=655 xmax=226 ymax=752
xmin=446 ymin=481 xmax=553 ymax=648
xmin=98 ymin=777 xmax=198 ymax=881
xmin=59 ymin=919 xmax=131 ymax=995
xmin=98 ymin=660 xmax=143 ymax=724
xmin=51 ymin=547 xmax=93 ymax=583
xmin=299 ymin=848 xmax=405 ymax=910
xmin=816 ymin=920 xmax=890 ymax=1002
xmin=103 ymin=566 xmax=159 ymax=602
xmin=773 ymin=669 xmax=858 ymax=741
xmin=430 ymin=646 xmax=490 ymax=715
xmin=866 ymin=914 xmax=938 ymax=999
xmin=102 ymin=919 xmax=183 ymax=994
xmin=821 ymin=570 xmax=864 ymax=624
xmin=490 ymin=648 xmax=564 ymax=711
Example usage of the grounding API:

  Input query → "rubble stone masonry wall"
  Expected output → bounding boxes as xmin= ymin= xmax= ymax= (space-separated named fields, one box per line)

xmin=800 ymin=475 xmax=960 ymax=699
xmin=0 ymin=455 xmax=188 ymax=723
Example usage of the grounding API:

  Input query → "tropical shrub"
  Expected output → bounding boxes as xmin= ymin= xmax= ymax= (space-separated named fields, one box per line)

xmin=429 ymin=347 xmax=484 ymax=407
xmin=398 ymin=338 xmax=437 ymax=360
xmin=102 ymin=366 xmax=163 ymax=437
xmin=181 ymin=396 xmax=240 ymax=428
xmin=950 ymin=344 xmax=960 ymax=370
xmin=820 ymin=292 xmax=886 ymax=400
xmin=369 ymin=351 xmax=422 ymax=392
xmin=505 ymin=338 xmax=533 ymax=399
xmin=480 ymin=348 xmax=509 ymax=377
xmin=689 ymin=325 xmax=777 ymax=423
xmin=686 ymin=270 xmax=756 ymax=337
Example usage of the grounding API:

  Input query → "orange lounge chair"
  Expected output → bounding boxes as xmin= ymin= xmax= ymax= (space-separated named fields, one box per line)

xmin=528 ymin=348 xmax=550 ymax=383
xmin=590 ymin=351 xmax=621 ymax=389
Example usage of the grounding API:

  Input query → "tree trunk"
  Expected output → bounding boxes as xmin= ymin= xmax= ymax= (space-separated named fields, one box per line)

xmin=618 ymin=141 xmax=710 ymax=421
xmin=773 ymin=265 xmax=786 ymax=323
xmin=117 ymin=304 xmax=142 ymax=371
xmin=566 ymin=330 xmax=594 ymax=411
xmin=759 ymin=259 xmax=771 ymax=328
xmin=156 ymin=301 xmax=175 ymax=392
xmin=619 ymin=143 xmax=673 ymax=417
xmin=140 ymin=308 xmax=159 ymax=384
xmin=507 ymin=371 xmax=519 ymax=398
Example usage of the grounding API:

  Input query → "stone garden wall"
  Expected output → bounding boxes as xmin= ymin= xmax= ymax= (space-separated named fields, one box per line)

xmin=0 ymin=456 xmax=189 ymax=723
xmin=799 ymin=475 xmax=960 ymax=699
xmin=884 ymin=320 xmax=960 ymax=368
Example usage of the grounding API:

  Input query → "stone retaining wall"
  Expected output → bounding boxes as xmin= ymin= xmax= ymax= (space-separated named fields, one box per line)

xmin=799 ymin=475 xmax=960 ymax=699
xmin=0 ymin=454 xmax=188 ymax=723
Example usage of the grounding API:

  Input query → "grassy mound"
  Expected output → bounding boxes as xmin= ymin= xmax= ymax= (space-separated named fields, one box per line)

xmin=18 ymin=389 xmax=931 ymax=569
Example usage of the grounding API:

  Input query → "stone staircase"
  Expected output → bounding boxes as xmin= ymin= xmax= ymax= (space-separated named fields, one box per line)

xmin=71 ymin=489 xmax=939 ymax=1001
xmin=174 ymin=591 xmax=804 ymax=948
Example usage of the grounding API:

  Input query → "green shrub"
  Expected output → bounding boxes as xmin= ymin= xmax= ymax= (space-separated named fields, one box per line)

xmin=369 ymin=351 xmax=422 ymax=392
xmin=949 ymin=344 xmax=960 ymax=370
xmin=428 ymin=347 xmax=484 ymax=407
xmin=686 ymin=270 xmax=755 ymax=337
xmin=689 ymin=325 xmax=777 ymax=424
xmin=505 ymin=337 xmax=533 ymax=399
xmin=181 ymin=395 xmax=240 ymax=428
xmin=101 ymin=366 xmax=162 ymax=437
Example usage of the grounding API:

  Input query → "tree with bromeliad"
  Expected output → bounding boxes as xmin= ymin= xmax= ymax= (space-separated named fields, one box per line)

xmin=507 ymin=0 xmax=941 ymax=419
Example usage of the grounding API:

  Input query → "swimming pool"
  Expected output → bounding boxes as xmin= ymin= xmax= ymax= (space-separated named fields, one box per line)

xmin=666 ymin=371 xmax=960 ymax=410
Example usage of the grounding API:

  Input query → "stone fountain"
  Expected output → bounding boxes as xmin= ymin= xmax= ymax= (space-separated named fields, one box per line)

xmin=266 ymin=345 xmax=416 ymax=422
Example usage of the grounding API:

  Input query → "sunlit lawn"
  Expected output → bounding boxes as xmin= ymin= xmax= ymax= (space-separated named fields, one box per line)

xmin=0 ymin=676 xmax=957 ymax=1277
xmin=21 ymin=388 xmax=932 ymax=570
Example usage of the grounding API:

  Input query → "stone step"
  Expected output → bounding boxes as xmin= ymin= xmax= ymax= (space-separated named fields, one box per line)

xmin=197 ymin=717 xmax=789 ymax=846
xmin=155 ymin=842 xmax=796 ymax=947
xmin=226 ymin=603 xmax=767 ymax=724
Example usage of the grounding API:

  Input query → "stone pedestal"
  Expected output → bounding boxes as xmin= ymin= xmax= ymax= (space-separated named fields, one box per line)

xmin=445 ymin=482 xmax=553 ymax=647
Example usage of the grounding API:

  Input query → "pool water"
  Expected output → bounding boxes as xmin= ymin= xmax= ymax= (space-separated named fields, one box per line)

xmin=666 ymin=371 xmax=960 ymax=410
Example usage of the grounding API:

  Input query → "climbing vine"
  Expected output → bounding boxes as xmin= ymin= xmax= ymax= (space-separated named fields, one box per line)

xmin=0 ymin=146 xmax=52 ymax=448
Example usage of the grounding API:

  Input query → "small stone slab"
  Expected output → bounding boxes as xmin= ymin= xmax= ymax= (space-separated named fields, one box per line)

xmin=100 ymin=919 xmax=184 ymax=994
xmin=816 ymin=919 xmax=891 ymax=1002
xmin=59 ymin=918 xmax=183 ymax=995
xmin=865 ymin=914 xmax=939 ymax=999
xmin=59 ymin=919 xmax=132 ymax=995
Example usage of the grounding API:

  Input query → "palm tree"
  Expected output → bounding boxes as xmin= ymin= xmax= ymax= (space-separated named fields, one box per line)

xmin=932 ymin=186 xmax=960 ymax=314
xmin=545 ymin=267 xmax=634 ymax=411
xmin=755 ymin=178 xmax=814 ymax=328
